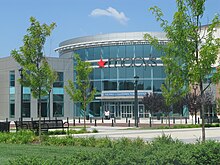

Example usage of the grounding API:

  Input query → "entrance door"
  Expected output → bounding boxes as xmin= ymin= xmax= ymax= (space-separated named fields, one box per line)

xmin=109 ymin=105 xmax=115 ymax=118
xmin=138 ymin=104 xmax=145 ymax=118
xmin=121 ymin=104 xmax=133 ymax=118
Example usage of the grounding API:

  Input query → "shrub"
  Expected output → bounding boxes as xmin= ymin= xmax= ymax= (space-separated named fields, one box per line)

xmin=0 ymin=130 xmax=37 ymax=144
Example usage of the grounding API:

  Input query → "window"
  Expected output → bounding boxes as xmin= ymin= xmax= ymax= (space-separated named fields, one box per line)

xmin=23 ymin=94 xmax=31 ymax=118
xmin=153 ymin=80 xmax=164 ymax=92
xmin=125 ymin=45 xmax=134 ymax=58
xmin=153 ymin=67 xmax=166 ymax=78
xmin=53 ymin=72 xmax=64 ymax=87
xmin=9 ymin=71 xmax=15 ymax=118
xmin=10 ymin=102 xmax=15 ymax=118
xmin=53 ymin=94 xmax=64 ymax=117
xmin=103 ymin=81 xmax=117 ymax=90
xmin=10 ymin=71 xmax=15 ymax=87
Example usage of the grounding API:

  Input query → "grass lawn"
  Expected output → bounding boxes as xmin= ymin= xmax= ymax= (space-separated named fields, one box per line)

xmin=0 ymin=143 xmax=103 ymax=164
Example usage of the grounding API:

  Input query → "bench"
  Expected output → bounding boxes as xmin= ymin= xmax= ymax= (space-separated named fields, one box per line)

xmin=0 ymin=122 xmax=10 ymax=132
xmin=14 ymin=119 xmax=69 ymax=134
xmin=34 ymin=120 xmax=69 ymax=133
xmin=14 ymin=121 xmax=35 ymax=132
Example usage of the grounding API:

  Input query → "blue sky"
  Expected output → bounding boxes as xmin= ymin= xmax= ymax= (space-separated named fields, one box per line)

xmin=0 ymin=0 xmax=219 ymax=57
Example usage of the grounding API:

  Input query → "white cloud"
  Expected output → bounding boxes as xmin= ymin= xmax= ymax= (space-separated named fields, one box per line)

xmin=90 ymin=7 xmax=129 ymax=25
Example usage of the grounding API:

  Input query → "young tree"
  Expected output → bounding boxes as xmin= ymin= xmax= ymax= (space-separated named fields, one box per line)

xmin=65 ymin=54 xmax=96 ymax=128
xmin=11 ymin=17 xmax=57 ymax=138
xmin=145 ymin=0 xmax=220 ymax=141
xmin=142 ymin=93 xmax=167 ymax=115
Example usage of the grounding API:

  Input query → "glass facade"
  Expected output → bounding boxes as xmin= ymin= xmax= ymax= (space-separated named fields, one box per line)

xmin=73 ymin=44 xmax=166 ymax=118
xmin=53 ymin=72 xmax=64 ymax=117
xmin=9 ymin=71 xmax=15 ymax=118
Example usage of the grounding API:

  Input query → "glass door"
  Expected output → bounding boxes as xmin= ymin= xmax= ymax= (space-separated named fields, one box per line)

xmin=109 ymin=104 xmax=115 ymax=118
xmin=121 ymin=104 xmax=133 ymax=118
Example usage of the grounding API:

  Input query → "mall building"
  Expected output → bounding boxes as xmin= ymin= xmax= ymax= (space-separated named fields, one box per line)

xmin=0 ymin=30 xmax=219 ymax=120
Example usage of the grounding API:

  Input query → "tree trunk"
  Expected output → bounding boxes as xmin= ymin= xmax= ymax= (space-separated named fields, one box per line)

xmin=200 ymin=81 xmax=205 ymax=141
xmin=83 ymin=96 xmax=86 ymax=128
xmin=38 ymin=88 xmax=42 ymax=141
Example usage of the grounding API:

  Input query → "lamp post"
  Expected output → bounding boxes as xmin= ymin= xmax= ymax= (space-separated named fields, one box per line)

xmin=193 ymin=83 xmax=198 ymax=124
xmin=19 ymin=68 xmax=23 ymax=128
xmin=134 ymin=75 xmax=139 ymax=127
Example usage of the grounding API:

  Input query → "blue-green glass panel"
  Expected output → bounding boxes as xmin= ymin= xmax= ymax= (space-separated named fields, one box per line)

xmin=23 ymin=87 xmax=31 ymax=94
xmin=102 ymin=46 xmax=110 ymax=59
xmin=53 ymin=88 xmax=64 ymax=94
xmin=135 ymin=45 xmax=144 ymax=57
xmin=144 ymin=80 xmax=152 ymax=90
xmin=94 ymin=81 xmax=102 ymax=93
xmin=118 ymin=45 xmax=125 ymax=58
xmin=153 ymin=66 xmax=166 ymax=78
xmin=9 ymin=94 xmax=15 ymax=101
xmin=110 ymin=46 xmax=118 ymax=58
xmin=153 ymin=80 xmax=165 ymax=92
xmin=110 ymin=68 xmax=117 ymax=79
xmin=103 ymin=67 xmax=110 ymax=79
xmin=94 ymin=68 xmax=101 ymax=80
xmin=10 ymin=87 xmax=15 ymax=94
xmin=125 ymin=45 xmax=134 ymax=58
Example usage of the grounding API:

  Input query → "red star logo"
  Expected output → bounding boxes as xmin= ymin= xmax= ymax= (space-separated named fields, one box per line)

xmin=98 ymin=58 xmax=106 ymax=68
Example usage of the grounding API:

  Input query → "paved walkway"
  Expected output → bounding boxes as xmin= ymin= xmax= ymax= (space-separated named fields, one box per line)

xmin=72 ymin=126 xmax=220 ymax=143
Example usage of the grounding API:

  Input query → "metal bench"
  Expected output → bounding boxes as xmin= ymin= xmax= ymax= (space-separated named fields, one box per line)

xmin=0 ymin=122 xmax=10 ymax=132
xmin=34 ymin=119 xmax=69 ymax=132
xmin=14 ymin=121 xmax=34 ymax=131
xmin=14 ymin=119 xmax=69 ymax=134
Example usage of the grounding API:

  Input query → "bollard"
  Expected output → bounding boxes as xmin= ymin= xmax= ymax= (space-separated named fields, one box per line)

xmin=73 ymin=119 xmax=75 ymax=126
xmin=95 ymin=119 xmax=97 ymax=126
xmin=161 ymin=117 xmax=163 ymax=124
xmin=150 ymin=117 xmax=152 ymax=127
xmin=111 ymin=119 xmax=114 ymax=127
xmin=79 ymin=117 xmax=80 ymax=123
xmin=173 ymin=117 xmax=175 ymax=124
xmin=198 ymin=117 xmax=200 ymax=124
xmin=102 ymin=117 xmax=104 ymax=123
xmin=185 ymin=117 xmax=187 ymax=124
xmin=128 ymin=120 xmax=130 ymax=127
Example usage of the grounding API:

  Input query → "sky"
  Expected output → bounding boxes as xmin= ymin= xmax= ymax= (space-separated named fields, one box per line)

xmin=0 ymin=0 xmax=219 ymax=58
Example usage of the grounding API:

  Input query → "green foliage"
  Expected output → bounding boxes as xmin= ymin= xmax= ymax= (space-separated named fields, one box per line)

xmin=145 ymin=0 xmax=220 ymax=106
xmin=65 ymin=54 xmax=96 ymax=128
xmin=11 ymin=17 xmax=57 ymax=99
xmin=192 ymin=140 xmax=220 ymax=164
xmin=0 ymin=130 xmax=37 ymax=144
xmin=1 ymin=132 xmax=220 ymax=164
xmin=92 ymin=128 xmax=98 ymax=133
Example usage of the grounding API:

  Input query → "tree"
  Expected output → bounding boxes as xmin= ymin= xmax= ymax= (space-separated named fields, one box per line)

xmin=65 ymin=54 xmax=96 ymax=128
xmin=11 ymin=17 xmax=57 ymax=139
xmin=142 ymin=93 xmax=167 ymax=115
xmin=145 ymin=0 xmax=220 ymax=141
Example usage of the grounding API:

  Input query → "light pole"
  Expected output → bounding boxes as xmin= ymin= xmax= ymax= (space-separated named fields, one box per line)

xmin=19 ymin=68 xmax=23 ymax=128
xmin=193 ymin=83 xmax=198 ymax=124
xmin=134 ymin=75 xmax=139 ymax=127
